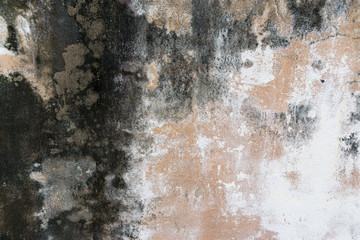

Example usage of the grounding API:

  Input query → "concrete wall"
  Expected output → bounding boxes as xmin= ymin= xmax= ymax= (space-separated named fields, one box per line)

xmin=0 ymin=0 xmax=359 ymax=239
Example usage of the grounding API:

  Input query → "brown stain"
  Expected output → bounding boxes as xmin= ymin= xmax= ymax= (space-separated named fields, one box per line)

xmin=0 ymin=53 xmax=54 ymax=101
xmin=0 ymin=14 xmax=55 ymax=101
xmin=0 ymin=0 xmax=104 ymax=106
xmin=146 ymin=61 xmax=161 ymax=90
xmin=222 ymin=0 xmax=257 ymax=21
xmin=142 ymin=99 xmax=283 ymax=239
xmin=231 ymin=39 xmax=312 ymax=113
xmin=54 ymin=43 xmax=92 ymax=97
xmin=284 ymin=171 xmax=300 ymax=185
xmin=145 ymin=0 xmax=192 ymax=35
xmin=349 ymin=168 xmax=360 ymax=188
xmin=53 ymin=42 xmax=98 ymax=120
xmin=233 ymin=30 xmax=359 ymax=113
xmin=339 ymin=167 xmax=360 ymax=190
xmin=252 ymin=0 xmax=293 ymax=37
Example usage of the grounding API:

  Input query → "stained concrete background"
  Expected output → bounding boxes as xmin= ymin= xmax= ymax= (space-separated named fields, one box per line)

xmin=0 ymin=0 xmax=359 ymax=239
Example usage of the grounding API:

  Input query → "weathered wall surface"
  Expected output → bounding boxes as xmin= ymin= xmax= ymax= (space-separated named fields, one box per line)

xmin=0 ymin=0 xmax=359 ymax=239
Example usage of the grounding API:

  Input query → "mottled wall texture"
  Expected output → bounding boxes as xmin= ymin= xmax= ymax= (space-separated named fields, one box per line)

xmin=0 ymin=0 xmax=359 ymax=239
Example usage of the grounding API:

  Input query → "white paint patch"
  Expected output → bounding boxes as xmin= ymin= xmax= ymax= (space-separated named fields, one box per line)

xmin=0 ymin=45 xmax=13 ymax=55
xmin=15 ymin=15 xmax=33 ymax=51
xmin=218 ymin=180 xmax=249 ymax=216
xmin=196 ymin=134 xmax=212 ymax=172
xmin=255 ymin=54 xmax=360 ymax=239
xmin=237 ymin=172 xmax=249 ymax=181
xmin=0 ymin=16 xmax=14 ymax=56
xmin=258 ymin=159 xmax=360 ymax=239
xmin=240 ymin=46 xmax=275 ymax=85
xmin=129 ymin=0 xmax=146 ymax=15
xmin=0 ymin=15 xmax=7 ymax=45
xmin=15 ymin=15 xmax=31 ymax=36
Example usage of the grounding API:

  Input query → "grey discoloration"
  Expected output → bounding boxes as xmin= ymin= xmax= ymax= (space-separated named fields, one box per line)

xmin=30 ymin=157 xmax=96 ymax=229
xmin=312 ymin=59 xmax=324 ymax=70
xmin=243 ymin=101 xmax=316 ymax=142
xmin=342 ymin=93 xmax=360 ymax=158
xmin=286 ymin=104 xmax=316 ymax=141
xmin=350 ymin=94 xmax=360 ymax=123
xmin=261 ymin=21 xmax=290 ymax=48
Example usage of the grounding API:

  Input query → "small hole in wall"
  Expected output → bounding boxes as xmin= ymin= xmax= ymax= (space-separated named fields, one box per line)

xmin=244 ymin=59 xmax=253 ymax=68
xmin=312 ymin=60 xmax=324 ymax=70
xmin=320 ymin=79 xmax=325 ymax=83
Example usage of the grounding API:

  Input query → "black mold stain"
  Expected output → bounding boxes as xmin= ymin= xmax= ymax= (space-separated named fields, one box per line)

xmin=84 ymin=2 xmax=144 ymax=239
xmin=191 ymin=0 xmax=258 ymax=106
xmin=160 ymin=55 xmax=194 ymax=111
xmin=45 ymin=211 xmax=88 ymax=240
xmin=0 ymin=75 xmax=46 ymax=240
xmin=342 ymin=93 xmax=360 ymax=158
xmin=145 ymin=23 xmax=195 ymax=119
xmin=143 ymin=0 xmax=260 ymax=118
xmin=286 ymin=104 xmax=316 ymax=141
xmin=222 ymin=16 xmax=259 ymax=52
xmin=261 ymin=21 xmax=290 ymax=49
xmin=350 ymin=94 xmax=360 ymax=123
xmin=5 ymin=25 xmax=18 ymax=52
xmin=192 ymin=0 xmax=220 ymax=65
xmin=261 ymin=33 xmax=290 ymax=48
xmin=39 ymin=1 xmax=143 ymax=238
xmin=1 ymin=0 xmax=144 ymax=239
xmin=288 ymin=0 xmax=326 ymax=36
xmin=128 ymin=0 xmax=261 ymax=119
xmin=341 ymin=133 xmax=359 ymax=157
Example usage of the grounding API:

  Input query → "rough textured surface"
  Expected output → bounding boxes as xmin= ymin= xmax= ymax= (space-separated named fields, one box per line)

xmin=0 ymin=0 xmax=359 ymax=239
